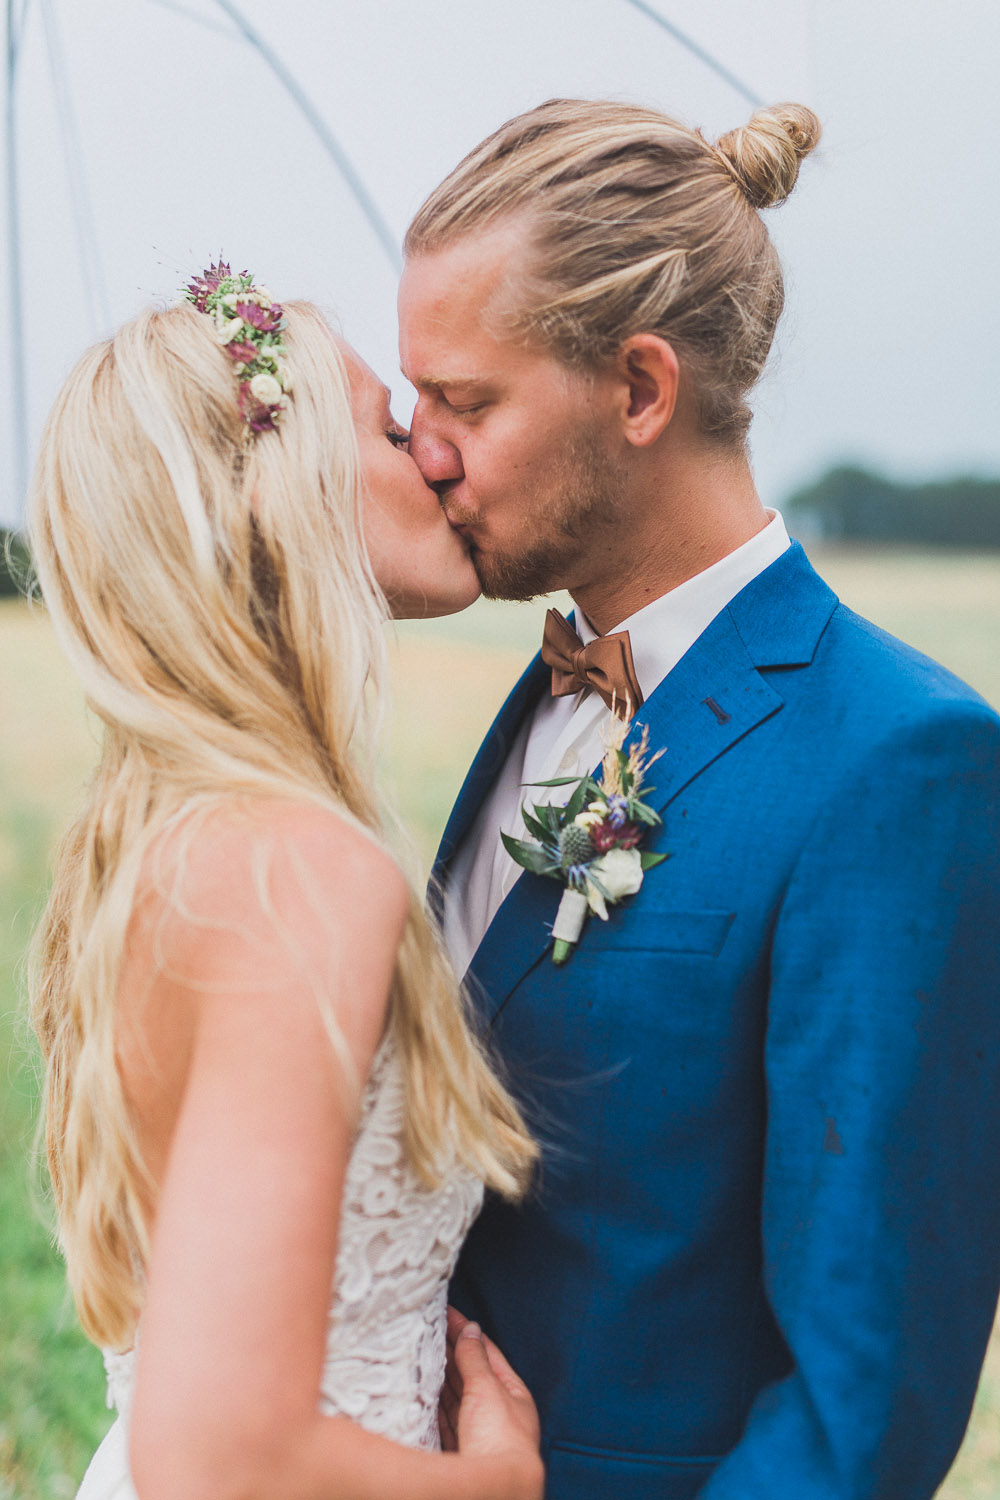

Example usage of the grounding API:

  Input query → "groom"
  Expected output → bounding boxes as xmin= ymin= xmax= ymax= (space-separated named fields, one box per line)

xmin=399 ymin=99 xmax=1000 ymax=1499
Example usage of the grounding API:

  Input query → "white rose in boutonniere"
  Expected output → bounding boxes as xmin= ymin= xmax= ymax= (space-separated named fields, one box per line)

xmin=586 ymin=846 xmax=644 ymax=920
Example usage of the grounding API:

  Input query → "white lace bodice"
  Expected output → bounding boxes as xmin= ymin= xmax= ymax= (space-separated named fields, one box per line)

xmin=315 ymin=1033 xmax=483 ymax=1446
xmin=99 ymin=1033 xmax=483 ymax=1458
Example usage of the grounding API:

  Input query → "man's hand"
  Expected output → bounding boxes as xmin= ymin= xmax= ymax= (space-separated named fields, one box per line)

xmin=440 ymin=1305 xmax=542 ymax=1492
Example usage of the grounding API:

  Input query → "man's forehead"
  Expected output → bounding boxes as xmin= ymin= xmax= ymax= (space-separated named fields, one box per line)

xmin=398 ymin=285 xmax=512 ymax=384
xmin=404 ymin=218 xmax=531 ymax=291
xmin=399 ymin=223 xmax=532 ymax=344
xmin=400 ymin=259 xmax=502 ymax=329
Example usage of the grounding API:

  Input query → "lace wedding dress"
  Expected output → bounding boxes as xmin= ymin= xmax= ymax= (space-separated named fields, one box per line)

xmin=75 ymin=1034 xmax=484 ymax=1498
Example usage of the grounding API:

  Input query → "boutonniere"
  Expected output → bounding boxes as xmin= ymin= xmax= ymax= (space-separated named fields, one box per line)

xmin=502 ymin=720 xmax=669 ymax=964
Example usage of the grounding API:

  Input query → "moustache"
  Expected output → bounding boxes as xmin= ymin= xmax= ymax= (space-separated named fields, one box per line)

xmin=440 ymin=494 xmax=480 ymax=530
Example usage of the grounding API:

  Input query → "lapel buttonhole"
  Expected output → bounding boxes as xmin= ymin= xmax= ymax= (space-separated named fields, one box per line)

xmin=702 ymin=696 xmax=732 ymax=725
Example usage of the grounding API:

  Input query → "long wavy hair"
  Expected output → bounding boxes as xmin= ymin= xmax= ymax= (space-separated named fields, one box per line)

xmin=27 ymin=298 xmax=537 ymax=1351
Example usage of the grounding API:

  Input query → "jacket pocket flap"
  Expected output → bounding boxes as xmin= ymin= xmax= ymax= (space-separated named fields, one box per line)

xmin=547 ymin=1441 xmax=720 ymax=1500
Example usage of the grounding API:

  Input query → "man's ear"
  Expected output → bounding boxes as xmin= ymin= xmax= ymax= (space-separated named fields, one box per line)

xmin=615 ymin=334 xmax=680 ymax=447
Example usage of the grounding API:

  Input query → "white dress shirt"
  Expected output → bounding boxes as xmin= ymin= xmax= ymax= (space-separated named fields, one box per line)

xmin=443 ymin=511 xmax=790 ymax=977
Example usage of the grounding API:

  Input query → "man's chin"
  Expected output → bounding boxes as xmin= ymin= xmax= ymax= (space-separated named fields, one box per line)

xmin=472 ymin=548 xmax=562 ymax=604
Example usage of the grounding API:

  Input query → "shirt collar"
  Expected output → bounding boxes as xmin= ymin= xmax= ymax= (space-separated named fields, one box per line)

xmin=574 ymin=510 xmax=790 ymax=698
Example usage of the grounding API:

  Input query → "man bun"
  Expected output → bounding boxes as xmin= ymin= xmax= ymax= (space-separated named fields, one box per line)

xmin=715 ymin=103 xmax=821 ymax=209
xmin=407 ymin=96 xmax=823 ymax=443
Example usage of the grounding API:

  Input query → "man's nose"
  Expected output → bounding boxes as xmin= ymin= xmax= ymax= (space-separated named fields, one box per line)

xmin=407 ymin=405 xmax=464 ymax=489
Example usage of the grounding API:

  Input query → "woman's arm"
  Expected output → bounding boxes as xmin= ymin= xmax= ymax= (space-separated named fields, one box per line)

xmin=120 ymin=802 xmax=542 ymax=1500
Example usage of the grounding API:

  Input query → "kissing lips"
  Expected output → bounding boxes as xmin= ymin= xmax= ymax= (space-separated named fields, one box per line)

xmin=442 ymin=507 xmax=477 ymax=540
xmin=441 ymin=511 xmax=478 ymax=557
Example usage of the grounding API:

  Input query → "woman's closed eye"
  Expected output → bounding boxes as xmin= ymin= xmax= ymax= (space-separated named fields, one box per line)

xmin=385 ymin=427 xmax=410 ymax=451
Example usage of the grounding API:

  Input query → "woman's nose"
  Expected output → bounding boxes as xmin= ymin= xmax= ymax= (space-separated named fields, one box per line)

xmin=407 ymin=407 xmax=465 ymax=488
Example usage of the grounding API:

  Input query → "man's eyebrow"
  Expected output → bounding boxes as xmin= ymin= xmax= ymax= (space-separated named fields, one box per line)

xmin=405 ymin=373 xmax=492 ymax=393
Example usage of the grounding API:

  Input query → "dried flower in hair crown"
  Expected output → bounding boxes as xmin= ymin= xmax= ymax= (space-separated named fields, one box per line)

xmin=184 ymin=260 xmax=291 ymax=433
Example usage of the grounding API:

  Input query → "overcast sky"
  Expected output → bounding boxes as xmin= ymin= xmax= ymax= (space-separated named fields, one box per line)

xmin=3 ymin=0 xmax=999 ymax=527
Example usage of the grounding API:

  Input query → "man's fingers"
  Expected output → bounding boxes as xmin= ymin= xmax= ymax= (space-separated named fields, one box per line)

xmin=446 ymin=1304 xmax=471 ymax=1351
xmin=440 ymin=1308 xmax=471 ymax=1452
xmin=439 ymin=1384 xmax=459 ymax=1451
xmin=444 ymin=1361 xmax=462 ymax=1406
xmin=449 ymin=1314 xmax=530 ymax=1402
xmin=482 ymin=1330 xmax=531 ymax=1399
xmin=442 ymin=1349 xmax=463 ymax=1414
xmin=453 ymin=1321 xmax=492 ymax=1383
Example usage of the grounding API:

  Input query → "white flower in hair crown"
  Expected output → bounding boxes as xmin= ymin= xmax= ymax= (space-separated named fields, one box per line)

xmin=502 ymin=718 xmax=670 ymax=964
xmin=184 ymin=260 xmax=291 ymax=434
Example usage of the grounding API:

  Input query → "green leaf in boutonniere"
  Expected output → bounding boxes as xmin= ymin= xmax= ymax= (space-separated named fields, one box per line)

xmin=562 ymin=776 xmax=593 ymax=826
xmin=500 ymin=832 xmax=559 ymax=876
xmin=520 ymin=808 xmax=557 ymax=845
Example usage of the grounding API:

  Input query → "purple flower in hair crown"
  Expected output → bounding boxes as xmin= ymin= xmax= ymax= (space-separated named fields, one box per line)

xmin=183 ymin=260 xmax=292 ymax=433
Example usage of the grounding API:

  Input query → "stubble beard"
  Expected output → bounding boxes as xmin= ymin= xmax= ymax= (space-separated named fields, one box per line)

xmin=469 ymin=427 xmax=625 ymax=602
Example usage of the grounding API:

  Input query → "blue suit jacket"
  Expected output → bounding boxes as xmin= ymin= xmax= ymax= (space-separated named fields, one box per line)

xmin=439 ymin=544 xmax=1000 ymax=1500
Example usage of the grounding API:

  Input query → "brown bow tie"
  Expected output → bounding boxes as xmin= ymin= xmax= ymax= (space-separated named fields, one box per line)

xmin=541 ymin=609 xmax=644 ymax=720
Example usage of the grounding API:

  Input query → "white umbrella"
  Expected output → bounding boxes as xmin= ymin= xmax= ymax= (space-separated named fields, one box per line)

xmin=1 ymin=0 xmax=815 ymax=525
xmin=4 ymin=0 xmax=998 ymax=529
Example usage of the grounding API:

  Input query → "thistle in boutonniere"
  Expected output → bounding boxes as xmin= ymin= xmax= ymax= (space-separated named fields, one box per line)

xmin=502 ymin=720 xmax=670 ymax=964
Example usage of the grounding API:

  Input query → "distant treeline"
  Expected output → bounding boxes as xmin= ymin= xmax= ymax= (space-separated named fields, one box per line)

xmin=786 ymin=466 xmax=1000 ymax=548
xmin=0 ymin=529 xmax=31 ymax=598
xmin=3 ymin=467 xmax=1000 ymax=594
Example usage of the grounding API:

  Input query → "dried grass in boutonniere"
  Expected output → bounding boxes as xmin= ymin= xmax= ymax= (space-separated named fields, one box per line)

xmin=502 ymin=719 xmax=670 ymax=964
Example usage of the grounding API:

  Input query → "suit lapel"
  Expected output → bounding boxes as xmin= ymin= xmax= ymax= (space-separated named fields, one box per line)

xmin=463 ymin=544 xmax=838 ymax=1022
xmin=431 ymin=651 xmax=549 ymax=894
xmin=632 ymin=542 xmax=839 ymax=816
xmin=629 ymin=607 xmax=784 ymax=815
xmin=466 ymin=854 xmax=564 ymax=1016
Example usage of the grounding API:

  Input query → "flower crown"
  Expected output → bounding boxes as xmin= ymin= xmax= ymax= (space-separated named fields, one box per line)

xmin=184 ymin=260 xmax=291 ymax=434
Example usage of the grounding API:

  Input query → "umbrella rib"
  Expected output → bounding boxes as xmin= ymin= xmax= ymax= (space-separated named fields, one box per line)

xmin=209 ymin=0 xmax=401 ymax=273
xmin=6 ymin=0 xmax=30 ymax=516
xmin=620 ymin=0 xmax=764 ymax=108
xmin=38 ymin=0 xmax=112 ymax=331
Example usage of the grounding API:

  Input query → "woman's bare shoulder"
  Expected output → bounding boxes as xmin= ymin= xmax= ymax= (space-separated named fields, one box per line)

xmin=120 ymin=798 xmax=409 ymax=1092
xmin=134 ymin=796 xmax=409 ymax=967
xmin=117 ymin=799 xmax=411 ymax=1183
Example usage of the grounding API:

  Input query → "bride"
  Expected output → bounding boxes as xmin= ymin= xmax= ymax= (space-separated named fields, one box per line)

xmin=27 ymin=266 xmax=544 ymax=1500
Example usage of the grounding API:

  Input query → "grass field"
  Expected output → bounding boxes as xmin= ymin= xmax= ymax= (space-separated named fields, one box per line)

xmin=2 ymin=544 xmax=999 ymax=1496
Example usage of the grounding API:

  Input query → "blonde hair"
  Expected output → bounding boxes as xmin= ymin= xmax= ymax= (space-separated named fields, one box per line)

xmin=27 ymin=298 xmax=537 ymax=1351
xmin=406 ymin=98 xmax=821 ymax=442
